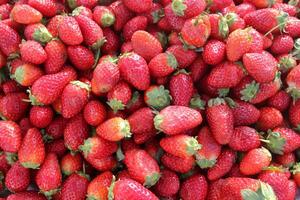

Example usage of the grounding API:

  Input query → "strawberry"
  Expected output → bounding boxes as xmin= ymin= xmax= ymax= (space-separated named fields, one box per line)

xmin=203 ymin=39 xmax=226 ymax=65
xmin=10 ymin=61 xmax=43 ymax=86
xmin=44 ymin=40 xmax=67 ymax=74
xmin=87 ymin=171 xmax=113 ymax=200
xmin=161 ymin=153 xmax=195 ymax=173
xmin=123 ymin=16 xmax=148 ymax=42
xmin=243 ymin=51 xmax=278 ymax=83
xmin=102 ymin=28 xmax=120 ymax=54
xmin=245 ymin=0 xmax=280 ymax=8
xmin=144 ymin=85 xmax=171 ymax=110
xmin=29 ymin=67 xmax=77 ymax=105
xmin=208 ymin=0 xmax=233 ymax=12
xmin=58 ymin=16 xmax=83 ymax=46
xmin=167 ymin=45 xmax=197 ymax=69
xmin=123 ymin=0 xmax=153 ymax=13
xmin=0 ymin=152 xmax=10 ymax=173
xmin=36 ymin=153 xmax=62 ymax=197
xmin=188 ymin=57 xmax=207 ymax=82
xmin=265 ymin=127 xmax=300 ymax=155
xmin=154 ymin=106 xmax=202 ymax=135
xmin=286 ymin=64 xmax=300 ymax=101
xmin=256 ymin=107 xmax=283 ymax=131
xmin=93 ymin=6 xmax=115 ymax=28
xmin=131 ymin=30 xmax=163 ymax=61
xmin=0 ymin=4 xmax=12 ymax=20
xmin=107 ymin=81 xmax=132 ymax=112
xmin=5 ymin=162 xmax=30 ymax=192
xmin=171 ymin=0 xmax=206 ymax=19
xmin=229 ymin=126 xmax=261 ymax=152
xmin=109 ymin=1 xmax=134 ymax=31
xmin=289 ymin=99 xmax=300 ymax=131
xmin=118 ymin=52 xmax=150 ymax=91
xmin=20 ymin=40 xmax=47 ymax=65
xmin=180 ymin=174 xmax=208 ymax=200
xmin=206 ymin=98 xmax=234 ymax=145
xmin=61 ymin=173 xmax=89 ymax=200
xmin=154 ymin=169 xmax=179 ymax=198
xmin=248 ymin=27 xmax=264 ymax=53
xmin=0 ymin=50 xmax=6 ymax=68
xmin=86 ymin=156 xmax=116 ymax=172
xmin=67 ymin=45 xmax=95 ymax=71
xmin=124 ymin=149 xmax=160 ymax=186
xmin=1 ymin=80 xmax=22 ymax=94
xmin=148 ymin=52 xmax=178 ymax=78
xmin=7 ymin=191 xmax=47 ymax=200
xmin=273 ymin=3 xmax=297 ymax=16
xmin=195 ymin=127 xmax=222 ymax=169
xmin=267 ymin=91 xmax=291 ymax=112
xmin=29 ymin=106 xmax=54 ymax=128
xmin=46 ymin=15 xmax=64 ymax=37
xmin=11 ymin=4 xmax=42 ymax=24
xmin=0 ymin=22 xmax=20 ymax=54
xmin=292 ymin=163 xmax=300 ymax=187
xmin=0 ymin=92 xmax=29 ymax=121
xmin=180 ymin=14 xmax=211 ymax=49
xmin=240 ymin=147 xmax=272 ymax=175
xmin=160 ymin=134 xmax=200 ymax=158
xmin=208 ymin=13 xmax=229 ymax=40
xmin=128 ymin=107 xmax=155 ymax=135
xmin=61 ymin=153 xmax=82 ymax=176
xmin=270 ymin=35 xmax=294 ymax=55
xmin=46 ymin=139 xmax=67 ymax=157
xmin=207 ymin=148 xmax=236 ymax=181
xmin=67 ymin=0 xmax=97 ymax=10
xmin=84 ymin=100 xmax=107 ymax=126
xmin=286 ymin=180 xmax=297 ymax=200
xmin=284 ymin=17 xmax=300 ymax=38
xmin=28 ymin=0 xmax=57 ymax=17
xmin=277 ymin=54 xmax=297 ymax=73
xmin=64 ymin=114 xmax=88 ymax=152
xmin=276 ymin=153 xmax=295 ymax=168
xmin=71 ymin=6 xmax=93 ymax=18
xmin=45 ymin=116 xmax=67 ymax=140
xmin=18 ymin=128 xmax=45 ymax=169
xmin=164 ymin=3 xmax=185 ymax=32
xmin=24 ymin=23 xmax=53 ymax=43
xmin=133 ymin=130 xmax=156 ymax=145
xmin=207 ymin=61 xmax=245 ymax=88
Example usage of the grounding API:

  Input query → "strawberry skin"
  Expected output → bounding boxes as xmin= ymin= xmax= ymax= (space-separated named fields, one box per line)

xmin=256 ymin=107 xmax=283 ymax=131
xmin=61 ymin=173 xmax=89 ymax=200
xmin=61 ymin=153 xmax=83 ymax=176
xmin=24 ymin=23 xmax=53 ymax=43
xmin=11 ymin=4 xmax=42 ymax=24
xmin=154 ymin=169 xmax=180 ymax=197
xmin=7 ymin=191 xmax=47 ymax=200
xmin=286 ymin=64 xmax=300 ymax=101
xmin=203 ymin=39 xmax=226 ymax=65
xmin=144 ymin=85 xmax=171 ymax=110
xmin=127 ymin=107 xmax=155 ymax=135
xmin=154 ymin=106 xmax=202 ymax=135
xmin=123 ymin=0 xmax=153 ymax=13
xmin=123 ymin=16 xmax=148 ymax=42
xmin=28 ymin=0 xmax=57 ymax=17
xmin=45 ymin=116 xmax=67 ymax=140
xmin=5 ymin=161 xmax=30 ymax=193
xmin=67 ymin=45 xmax=95 ymax=71
xmin=148 ymin=52 xmax=178 ymax=78
xmin=93 ymin=6 xmax=115 ymax=28
xmin=44 ymin=40 xmax=67 ymax=74
xmin=107 ymin=81 xmax=132 ymax=112
xmin=161 ymin=153 xmax=195 ymax=173
xmin=109 ymin=1 xmax=134 ymax=31
xmin=29 ymin=105 xmax=54 ymax=128
xmin=20 ymin=40 xmax=47 ymax=65
xmin=11 ymin=62 xmax=43 ymax=87
xmin=171 ymin=0 xmax=206 ymax=19
xmin=86 ymin=155 xmax=117 ymax=171
xmin=58 ymin=16 xmax=83 ymax=45
xmin=270 ymin=34 xmax=294 ymax=55
xmin=180 ymin=174 xmax=208 ymax=200
xmin=289 ymin=99 xmax=300 ymax=131
xmin=167 ymin=44 xmax=197 ymax=69
xmin=84 ymin=100 xmax=107 ymax=126
xmin=87 ymin=171 xmax=113 ymax=200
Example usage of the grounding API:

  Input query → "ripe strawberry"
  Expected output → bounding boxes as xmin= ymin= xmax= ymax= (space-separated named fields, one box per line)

xmin=202 ymin=39 xmax=226 ymax=65
xmin=36 ymin=153 xmax=62 ymax=197
xmin=188 ymin=57 xmax=207 ymax=82
xmin=206 ymin=98 xmax=233 ymax=145
xmin=18 ymin=128 xmax=45 ymax=169
xmin=24 ymin=23 xmax=53 ymax=43
xmin=267 ymin=91 xmax=291 ymax=112
xmin=180 ymin=174 xmax=208 ymax=200
xmin=245 ymin=0 xmax=280 ymax=8
xmin=123 ymin=0 xmax=153 ymax=13
xmin=0 ymin=152 xmax=10 ymax=173
xmin=154 ymin=106 xmax=202 ymax=135
xmin=270 ymin=35 xmax=294 ymax=55
xmin=107 ymin=81 xmax=132 ymax=112
xmin=61 ymin=173 xmax=89 ymax=200
xmin=28 ymin=0 xmax=57 ymax=17
xmin=84 ymin=100 xmax=107 ymax=126
xmin=1 ymin=80 xmax=22 ymax=95
xmin=20 ymin=40 xmax=47 ymax=65
xmin=0 ymin=50 xmax=6 ymax=68
xmin=86 ymin=155 xmax=117 ymax=171
xmin=167 ymin=45 xmax=197 ymax=69
xmin=0 ymin=92 xmax=29 ymax=121
xmin=207 ymin=148 xmax=236 ymax=181
xmin=87 ymin=171 xmax=113 ymax=200
xmin=284 ymin=17 xmax=300 ymax=38
xmin=123 ymin=16 xmax=148 ymax=42
xmin=67 ymin=45 xmax=95 ymax=71
xmin=195 ymin=127 xmax=221 ymax=169
xmin=276 ymin=153 xmax=295 ymax=168
xmin=96 ymin=117 xmax=131 ymax=141
xmin=109 ymin=1 xmax=134 ymax=31
xmin=118 ymin=52 xmax=150 ymax=90
xmin=289 ymin=99 xmax=300 ymax=131
xmin=7 ymin=191 xmax=47 ymax=200
xmin=161 ymin=153 xmax=195 ymax=173
xmin=171 ymin=0 xmax=206 ymax=19
xmin=181 ymin=14 xmax=211 ymax=49
xmin=256 ymin=107 xmax=283 ymax=131
xmin=154 ymin=169 xmax=179 ymax=197
xmin=58 ymin=16 xmax=83 ymax=45
xmin=131 ymin=30 xmax=163 ymax=61
xmin=46 ymin=139 xmax=67 ymax=157
xmin=45 ymin=116 xmax=67 ymax=140
xmin=101 ymin=28 xmax=120 ymax=54
xmin=277 ymin=54 xmax=297 ymax=73
xmin=61 ymin=153 xmax=82 ymax=176
xmin=229 ymin=126 xmax=261 ymax=152
xmin=64 ymin=114 xmax=88 ymax=152
xmin=5 ymin=162 xmax=30 ymax=192
xmin=273 ymin=3 xmax=297 ymax=16
xmin=44 ymin=40 xmax=67 ymax=74
xmin=208 ymin=0 xmax=233 ymax=12
xmin=133 ymin=130 xmax=157 ymax=145
xmin=148 ymin=52 xmax=178 ymax=78
xmin=286 ymin=180 xmax=297 ymax=200
xmin=10 ymin=62 xmax=43 ymax=87
xmin=248 ymin=27 xmax=264 ymax=53
xmin=67 ymin=0 xmax=97 ymax=10
xmin=142 ymin=2 xmax=163 ymax=24
xmin=93 ymin=6 xmax=115 ymax=28
xmin=11 ymin=4 xmax=42 ymax=24
xmin=286 ymin=64 xmax=300 ymax=101
xmin=164 ymin=3 xmax=185 ymax=32
xmin=144 ymin=85 xmax=171 ymax=110
xmin=29 ymin=67 xmax=77 ymax=105
xmin=292 ymin=163 xmax=300 ymax=187
xmin=0 ymin=4 xmax=12 ymax=20
xmin=127 ymin=107 xmax=155 ymax=135
xmin=46 ymin=15 xmax=64 ymax=37
xmin=0 ymin=23 xmax=20 ymax=56
xmin=29 ymin=106 xmax=54 ymax=128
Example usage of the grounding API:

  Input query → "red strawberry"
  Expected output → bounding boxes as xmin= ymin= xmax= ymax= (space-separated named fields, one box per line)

xmin=123 ymin=0 xmax=153 ymax=13
xmin=131 ymin=30 xmax=163 ymax=61
xmin=285 ymin=17 xmax=300 ymax=38
xmin=28 ymin=0 xmax=57 ymax=17
xmin=45 ymin=116 xmax=67 ymax=140
xmin=203 ymin=39 xmax=226 ymax=65
xmin=123 ymin=16 xmax=148 ymax=42
xmin=0 ymin=152 xmax=10 ymax=173
xmin=277 ymin=53 xmax=297 ymax=73
xmin=171 ymin=0 xmax=206 ymax=19
xmin=276 ymin=153 xmax=295 ymax=168
xmin=142 ymin=2 xmax=163 ymax=24
xmin=240 ymin=147 xmax=272 ymax=175
xmin=96 ymin=117 xmax=131 ymax=141
xmin=102 ymin=28 xmax=120 ymax=54
xmin=256 ymin=107 xmax=283 ymax=131
xmin=20 ymin=40 xmax=47 ymax=65
xmin=245 ymin=0 xmax=280 ymax=8
xmin=148 ymin=52 xmax=178 ymax=78
xmin=273 ymin=3 xmax=297 ymax=16
xmin=107 ymin=81 xmax=132 ymax=112
xmin=271 ymin=34 xmax=294 ymax=55
xmin=86 ymin=155 xmax=117 ymax=171
xmin=188 ymin=56 xmax=207 ymax=82
xmin=0 ymin=3 xmax=12 ymax=20
xmin=118 ymin=52 xmax=150 ymax=90
xmin=181 ymin=14 xmax=211 ymax=49
xmin=248 ymin=27 xmax=264 ymax=53
xmin=7 ymin=191 xmax=47 ymax=200
xmin=24 ymin=23 xmax=53 ymax=43
xmin=18 ymin=128 xmax=45 ymax=169
xmin=84 ymin=100 xmax=107 ymax=126
xmin=29 ymin=106 xmax=54 ymax=128
xmin=29 ymin=67 xmax=77 ymax=105
xmin=0 ymin=50 xmax=6 ymax=68
xmin=144 ymin=85 xmax=171 ymax=110
xmin=289 ymin=99 xmax=300 ymax=131
xmin=133 ymin=130 xmax=157 ymax=145
xmin=167 ymin=45 xmax=197 ymax=69
xmin=93 ymin=6 xmax=115 ymax=28
xmin=1 ymin=80 xmax=22 ymax=94
xmin=286 ymin=180 xmax=297 ymax=200
xmin=46 ymin=139 xmax=67 ymax=157
xmin=195 ymin=127 xmax=222 ymax=169
xmin=109 ymin=1 xmax=134 ymax=31
xmin=206 ymin=98 xmax=234 ymax=145
xmin=208 ymin=0 xmax=233 ymax=12
xmin=58 ymin=16 xmax=83 ymax=45
xmin=11 ymin=4 xmax=42 ymax=24
xmin=161 ymin=153 xmax=195 ymax=173
xmin=36 ymin=153 xmax=62 ymax=197
xmin=164 ymin=3 xmax=185 ymax=32
xmin=61 ymin=153 xmax=83 ymax=176
xmin=267 ymin=91 xmax=291 ymax=112
xmin=67 ymin=0 xmax=97 ymax=10
xmin=64 ymin=114 xmax=88 ymax=152
xmin=180 ymin=174 xmax=208 ymax=200
xmin=207 ymin=148 xmax=236 ymax=181
xmin=128 ymin=107 xmax=155 ymax=135
xmin=154 ymin=169 xmax=179 ymax=197
xmin=154 ymin=106 xmax=202 ymax=135
xmin=0 ymin=92 xmax=29 ymax=121
xmin=87 ymin=171 xmax=113 ymax=200
xmin=229 ymin=126 xmax=261 ymax=152
xmin=44 ymin=40 xmax=67 ymax=74
xmin=61 ymin=173 xmax=89 ymax=200
xmin=286 ymin=64 xmax=300 ymax=101
xmin=10 ymin=61 xmax=43 ymax=86
xmin=5 ymin=162 xmax=30 ymax=192
xmin=67 ymin=45 xmax=95 ymax=71
xmin=46 ymin=15 xmax=64 ymax=37
xmin=0 ymin=23 xmax=21 ymax=56
xmin=292 ymin=163 xmax=300 ymax=187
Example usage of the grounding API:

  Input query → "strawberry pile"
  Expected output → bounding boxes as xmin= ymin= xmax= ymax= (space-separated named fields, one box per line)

xmin=1 ymin=0 xmax=300 ymax=199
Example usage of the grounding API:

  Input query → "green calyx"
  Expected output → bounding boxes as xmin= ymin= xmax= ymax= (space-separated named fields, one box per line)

xmin=196 ymin=156 xmax=217 ymax=169
xmin=144 ymin=172 xmax=161 ymax=187
xmin=120 ymin=120 xmax=131 ymax=138
xmin=41 ymin=188 xmax=60 ymax=197
xmin=33 ymin=26 xmax=53 ymax=43
xmin=265 ymin=130 xmax=286 ymax=155
xmin=71 ymin=80 xmax=91 ymax=92
xmin=218 ymin=15 xmax=229 ymax=39
xmin=108 ymin=176 xmax=116 ymax=200
xmin=5 ymin=152 xmax=18 ymax=165
xmin=207 ymin=97 xmax=226 ymax=107
xmin=107 ymin=99 xmax=125 ymax=113
xmin=87 ymin=195 xmax=98 ymax=200
xmin=286 ymin=86 xmax=300 ymax=103
xmin=291 ymin=162 xmax=300 ymax=174
xmin=166 ymin=52 xmax=178 ymax=70
xmin=171 ymin=0 xmax=187 ymax=16
xmin=21 ymin=161 xmax=40 ymax=169
xmin=190 ymin=94 xmax=206 ymax=110
xmin=72 ymin=6 xmax=84 ymax=16
xmin=79 ymin=138 xmax=93 ymax=158
xmin=289 ymin=0 xmax=299 ymax=6
xmin=146 ymin=85 xmax=171 ymax=110
xmin=276 ymin=11 xmax=289 ymax=33
xmin=154 ymin=114 xmax=163 ymax=132
xmin=218 ymin=88 xmax=230 ymax=97
xmin=67 ymin=0 xmax=77 ymax=10
xmin=241 ymin=181 xmax=277 ymax=200
xmin=27 ymin=89 xmax=44 ymax=106
xmin=13 ymin=66 xmax=25 ymax=85
xmin=186 ymin=137 xmax=201 ymax=156
xmin=152 ymin=8 xmax=164 ymax=24
xmin=294 ymin=124 xmax=300 ymax=132
xmin=240 ymin=81 xmax=260 ymax=102
xmin=225 ymin=12 xmax=237 ymax=27
xmin=268 ymin=0 xmax=276 ymax=7
xmin=92 ymin=38 xmax=107 ymax=50
xmin=157 ymin=32 xmax=168 ymax=49
xmin=278 ymin=56 xmax=296 ymax=72
xmin=101 ymin=13 xmax=115 ymax=27
xmin=126 ymin=91 xmax=140 ymax=109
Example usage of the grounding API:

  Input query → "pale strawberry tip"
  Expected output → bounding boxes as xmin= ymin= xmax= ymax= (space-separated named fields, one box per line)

xmin=121 ymin=120 xmax=131 ymax=138
xmin=186 ymin=137 xmax=202 ymax=156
